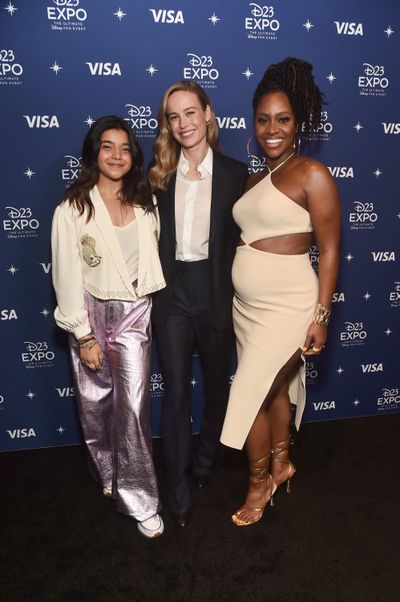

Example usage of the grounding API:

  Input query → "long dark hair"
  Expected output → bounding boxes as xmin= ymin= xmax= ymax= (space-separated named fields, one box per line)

xmin=64 ymin=115 xmax=154 ymax=220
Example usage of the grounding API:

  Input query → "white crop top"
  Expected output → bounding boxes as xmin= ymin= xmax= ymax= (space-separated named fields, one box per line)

xmin=232 ymin=172 xmax=313 ymax=244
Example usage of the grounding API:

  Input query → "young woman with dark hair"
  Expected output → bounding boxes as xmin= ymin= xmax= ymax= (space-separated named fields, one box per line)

xmin=51 ymin=116 xmax=166 ymax=538
xmin=220 ymin=58 xmax=341 ymax=526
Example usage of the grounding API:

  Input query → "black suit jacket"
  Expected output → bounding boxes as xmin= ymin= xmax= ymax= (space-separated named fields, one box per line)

xmin=152 ymin=150 xmax=248 ymax=330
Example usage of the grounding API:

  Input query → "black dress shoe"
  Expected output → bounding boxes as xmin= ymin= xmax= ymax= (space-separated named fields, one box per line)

xmin=194 ymin=473 xmax=210 ymax=489
xmin=172 ymin=509 xmax=191 ymax=528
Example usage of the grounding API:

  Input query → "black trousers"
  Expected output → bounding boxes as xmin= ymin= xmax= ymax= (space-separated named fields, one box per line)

xmin=154 ymin=260 xmax=234 ymax=512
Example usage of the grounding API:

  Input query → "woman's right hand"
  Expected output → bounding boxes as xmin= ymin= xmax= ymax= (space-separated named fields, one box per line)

xmin=80 ymin=342 xmax=103 ymax=371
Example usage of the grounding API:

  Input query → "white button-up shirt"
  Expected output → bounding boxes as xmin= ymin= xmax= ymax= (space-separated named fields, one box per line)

xmin=175 ymin=147 xmax=213 ymax=261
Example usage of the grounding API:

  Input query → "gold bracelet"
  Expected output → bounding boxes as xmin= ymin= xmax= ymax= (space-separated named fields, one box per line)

xmin=313 ymin=303 xmax=331 ymax=326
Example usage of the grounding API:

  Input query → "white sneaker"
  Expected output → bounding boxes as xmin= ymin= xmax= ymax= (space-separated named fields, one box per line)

xmin=102 ymin=487 xmax=112 ymax=497
xmin=137 ymin=514 xmax=164 ymax=538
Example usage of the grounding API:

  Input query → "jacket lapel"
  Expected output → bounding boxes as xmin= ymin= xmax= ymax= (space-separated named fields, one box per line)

xmin=209 ymin=151 xmax=225 ymax=251
xmin=159 ymin=173 xmax=177 ymax=253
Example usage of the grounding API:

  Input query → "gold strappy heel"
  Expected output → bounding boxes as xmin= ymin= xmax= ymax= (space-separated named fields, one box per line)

xmin=231 ymin=452 xmax=277 ymax=527
xmin=271 ymin=439 xmax=296 ymax=499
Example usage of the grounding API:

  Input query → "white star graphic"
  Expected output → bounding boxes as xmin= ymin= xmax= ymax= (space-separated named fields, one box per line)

xmin=345 ymin=253 xmax=354 ymax=263
xmin=57 ymin=426 xmax=66 ymax=434
xmin=353 ymin=399 xmax=360 ymax=407
xmin=373 ymin=167 xmax=382 ymax=178
xmin=114 ymin=8 xmax=126 ymax=21
xmin=4 ymin=2 xmax=18 ymax=16
xmin=354 ymin=121 xmax=364 ymax=133
xmin=190 ymin=378 xmax=198 ymax=387
xmin=242 ymin=68 xmax=254 ymax=80
xmin=40 ymin=308 xmax=50 ymax=317
xmin=24 ymin=167 xmax=35 ymax=179
xmin=384 ymin=328 xmax=392 ymax=336
xmin=50 ymin=62 xmax=62 ymax=74
xmin=384 ymin=26 xmax=394 ymax=37
xmin=146 ymin=64 xmax=158 ymax=77
xmin=336 ymin=367 xmax=344 ymax=375
xmin=7 ymin=265 xmax=18 ymax=275
xmin=303 ymin=19 xmax=314 ymax=32
xmin=26 ymin=391 xmax=36 ymax=399
xmin=84 ymin=115 xmax=95 ymax=127
xmin=363 ymin=292 xmax=371 ymax=301
xmin=208 ymin=13 xmax=220 ymax=26
xmin=326 ymin=72 xmax=336 ymax=84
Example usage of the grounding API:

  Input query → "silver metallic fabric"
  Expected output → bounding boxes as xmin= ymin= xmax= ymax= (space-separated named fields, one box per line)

xmin=69 ymin=291 xmax=160 ymax=521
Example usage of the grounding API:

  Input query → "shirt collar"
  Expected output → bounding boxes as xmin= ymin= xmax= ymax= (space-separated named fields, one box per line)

xmin=177 ymin=146 xmax=213 ymax=180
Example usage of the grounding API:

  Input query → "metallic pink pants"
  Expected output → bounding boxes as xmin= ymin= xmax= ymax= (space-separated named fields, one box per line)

xmin=69 ymin=291 xmax=160 ymax=521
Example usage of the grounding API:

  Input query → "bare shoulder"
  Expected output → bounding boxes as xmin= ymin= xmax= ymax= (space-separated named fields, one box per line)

xmin=295 ymin=156 xmax=334 ymax=186
xmin=293 ymin=156 xmax=340 ymax=214
xmin=244 ymin=170 xmax=267 ymax=193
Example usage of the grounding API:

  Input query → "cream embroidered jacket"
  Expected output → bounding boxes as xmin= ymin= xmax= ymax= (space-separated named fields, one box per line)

xmin=51 ymin=186 xmax=166 ymax=339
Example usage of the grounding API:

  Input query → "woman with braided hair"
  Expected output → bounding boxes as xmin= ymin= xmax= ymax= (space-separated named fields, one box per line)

xmin=220 ymin=57 xmax=340 ymax=526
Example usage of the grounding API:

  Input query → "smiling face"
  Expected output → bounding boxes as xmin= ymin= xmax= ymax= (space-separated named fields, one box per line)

xmin=254 ymin=91 xmax=298 ymax=164
xmin=96 ymin=128 xmax=132 ymax=184
xmin=166 ymin=90 xmax=211 ymax=154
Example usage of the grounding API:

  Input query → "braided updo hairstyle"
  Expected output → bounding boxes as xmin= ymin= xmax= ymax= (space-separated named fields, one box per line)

xmin=252 ymin=57 xmax=325 ymax=133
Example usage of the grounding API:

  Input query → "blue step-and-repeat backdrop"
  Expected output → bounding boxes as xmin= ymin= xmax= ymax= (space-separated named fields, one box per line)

xmin=0 ymin=0 xmax=398 ymax=451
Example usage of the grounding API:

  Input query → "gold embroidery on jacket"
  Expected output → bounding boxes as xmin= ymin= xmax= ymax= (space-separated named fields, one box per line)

xmin=81 ymin=234 xmax=102 ymax=267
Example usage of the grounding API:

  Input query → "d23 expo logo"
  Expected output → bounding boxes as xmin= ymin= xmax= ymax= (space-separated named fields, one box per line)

xmin=61 ymin=155 xmax=81 ymax=182
xmin=0 ymin=49 xmax=23 ymax=86
xmin=358 ymin=64 xmax=389 ymax=97
xmin=47 ymin=0 xmax=88 ymax=32
xmin=302 ymin=111 xmax=333 ymax=142
xmin=308 ymin=244 xmax=319 ymax=273
xmin=389 ymin=281 xmax=400 ymax=308
xmin=21 ymin=341 xmax=56 ymax=368
xmin=340 ymin=322 xmax=367 ymax=347
xmin=349 ymin=201 xmax=378 ymax=231
xmin=183 ymin=54 xmax=219 ymax=89
xmin=245 ymin=3 xmax=280 ymax=40
xmin=306 ymin=361 xmax=318 ymax=384
xmin=149 ymin=373 xmax=164 ymax=397
xmin=248 ymin=154 xmax=266 ymax=173
xmin=246 ymin=137 xmax=266 ymax=173
xmin=124 ymin=104 xmax=158 ymax=139
xmin=377 ymin=388 xmax=400 ymax=412
xmin=3 ymin=207 xmax=39 ymax=239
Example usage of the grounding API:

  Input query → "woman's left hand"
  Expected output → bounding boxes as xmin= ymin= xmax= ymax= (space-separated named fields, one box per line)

xmin=301 ymin=323 xmax=327 ymax=355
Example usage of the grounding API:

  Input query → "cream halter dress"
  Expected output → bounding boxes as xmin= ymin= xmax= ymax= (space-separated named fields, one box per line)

xmin=220 ymin=162 xmax=318 ymax=450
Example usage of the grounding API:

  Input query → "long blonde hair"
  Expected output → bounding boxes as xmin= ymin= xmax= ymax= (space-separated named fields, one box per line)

xmin=148 ymin=80 xmax=219 ymax=191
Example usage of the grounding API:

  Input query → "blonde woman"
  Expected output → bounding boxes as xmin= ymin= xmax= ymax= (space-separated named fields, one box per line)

xmin=149 ymin=81 xmax=248 ymax=527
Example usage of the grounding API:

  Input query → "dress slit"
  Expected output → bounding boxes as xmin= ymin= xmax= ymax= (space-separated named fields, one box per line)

xmin=220 ymin=245 xmax=317 ymax=450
